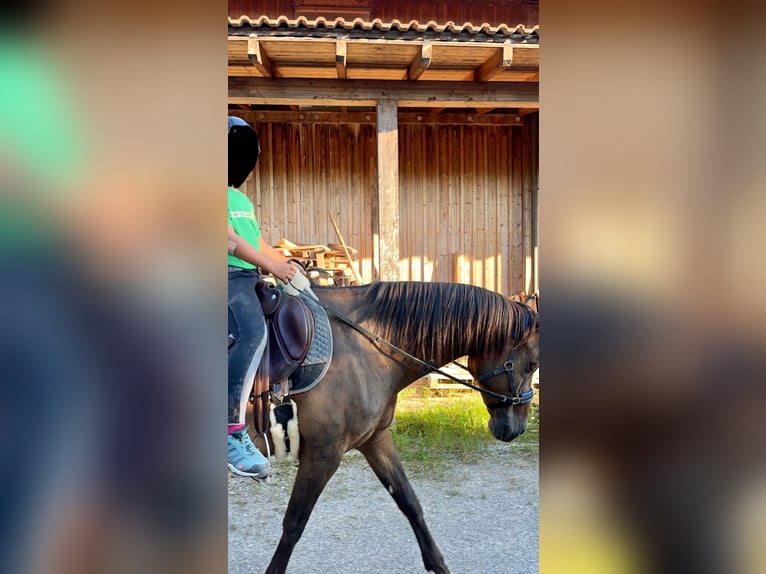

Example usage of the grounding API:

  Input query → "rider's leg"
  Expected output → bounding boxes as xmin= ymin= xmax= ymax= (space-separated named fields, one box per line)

xmin=227 ymin=269 xmax=268 ymax=477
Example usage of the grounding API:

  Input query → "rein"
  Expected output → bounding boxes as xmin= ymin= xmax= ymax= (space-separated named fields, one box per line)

xmin=318 ymin=302 xmax=534 ymax=407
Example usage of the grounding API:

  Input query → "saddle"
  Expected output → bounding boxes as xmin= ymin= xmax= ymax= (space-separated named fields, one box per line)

xmin=255 ymin=280 xmax=315 ymax=383
xmin=228 ymin=280 xmax=315 ymax=437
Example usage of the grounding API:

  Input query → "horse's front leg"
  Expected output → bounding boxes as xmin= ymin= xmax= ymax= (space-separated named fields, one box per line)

xmin=358 ymin=429 xmax=451 ymax=574
xmin=264 ymin=445 xmax=343 ymax=574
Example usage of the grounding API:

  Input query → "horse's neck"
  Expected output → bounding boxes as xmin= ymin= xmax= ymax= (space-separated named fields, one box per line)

xmin=391 ymin=322 xmax=473 ymax=375
xmin=317 ymin=284 xmax=479 ymax=367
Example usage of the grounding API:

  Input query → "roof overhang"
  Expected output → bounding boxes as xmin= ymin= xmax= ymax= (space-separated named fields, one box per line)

xmin=228 ymin=17 xmax=539 ymax=109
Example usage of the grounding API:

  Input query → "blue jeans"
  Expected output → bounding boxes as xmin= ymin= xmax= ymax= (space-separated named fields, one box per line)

xmin=228 ymin=268 xmax=267 ymax=425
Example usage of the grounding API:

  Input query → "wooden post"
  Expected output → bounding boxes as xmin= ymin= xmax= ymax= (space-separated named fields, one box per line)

xmin=375 ymin=99 xmax=400 ymax=281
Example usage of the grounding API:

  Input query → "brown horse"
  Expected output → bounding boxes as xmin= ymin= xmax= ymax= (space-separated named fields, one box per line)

xmin=262 ymin=281 xmax=539 ymax=574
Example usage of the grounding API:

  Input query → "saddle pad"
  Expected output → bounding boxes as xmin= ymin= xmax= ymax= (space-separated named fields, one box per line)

xmin=288 ymin=291 xmax=333 ymax=394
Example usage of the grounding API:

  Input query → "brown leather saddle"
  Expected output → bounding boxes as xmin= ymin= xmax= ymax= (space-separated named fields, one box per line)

xmin=255 ymin=280 xmax=315 ymax=382
xmin=228 ymin=280 xmax=315 ymax=436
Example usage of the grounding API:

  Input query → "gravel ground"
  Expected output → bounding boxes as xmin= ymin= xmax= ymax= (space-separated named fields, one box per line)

xmin=228 ymin=440 xmax=538 ymax=574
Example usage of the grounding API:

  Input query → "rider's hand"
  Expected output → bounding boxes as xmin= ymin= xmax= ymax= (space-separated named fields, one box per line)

xmin=271 ymin=261 xmax=299 ymax=284
xmin=288 ymin=259 xmax=309 ymax=277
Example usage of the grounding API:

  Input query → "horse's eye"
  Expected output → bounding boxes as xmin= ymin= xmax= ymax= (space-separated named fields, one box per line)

xmin=528 ymin=361 xmax=539 ymax=372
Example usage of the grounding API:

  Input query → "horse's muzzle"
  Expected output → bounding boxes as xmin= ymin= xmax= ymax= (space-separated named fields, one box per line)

xmin=489 ymin=417 xmax=526 ymax=442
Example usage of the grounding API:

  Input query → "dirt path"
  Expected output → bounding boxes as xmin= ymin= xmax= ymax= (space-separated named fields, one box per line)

xmin=228 ymin=440 xmax=538 ymax=574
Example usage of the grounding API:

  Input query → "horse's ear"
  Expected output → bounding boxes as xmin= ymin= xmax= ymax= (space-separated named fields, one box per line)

xmin=522 ymin=293 xmax=539 ymax=314
xmin=511 ymin=289 xmax=531 ymax=304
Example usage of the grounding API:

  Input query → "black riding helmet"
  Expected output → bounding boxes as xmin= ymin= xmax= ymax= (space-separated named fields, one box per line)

xmin=228 ymin=116 xmax=261 ymax=188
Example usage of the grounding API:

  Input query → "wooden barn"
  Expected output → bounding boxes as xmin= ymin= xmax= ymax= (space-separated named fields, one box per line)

xmin=228 ymin=0 xmax=539 ymax=296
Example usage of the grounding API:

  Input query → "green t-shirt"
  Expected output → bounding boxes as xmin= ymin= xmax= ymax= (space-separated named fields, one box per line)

xmin=227 ymin=187 xmax=261 ymax=269
xmin=0 ymin=36 xmax=84 ymax=250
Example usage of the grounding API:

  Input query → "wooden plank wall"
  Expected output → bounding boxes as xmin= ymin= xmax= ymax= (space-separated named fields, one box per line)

xmin=398 ymin=115 xmax=537 ymax=295
xmin=237 ymin=112 xmax=538 ymax=296
xmin=242 ymin=118 xmax=378 ymax=283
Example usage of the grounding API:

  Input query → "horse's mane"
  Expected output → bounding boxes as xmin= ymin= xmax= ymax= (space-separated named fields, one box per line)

xmin=355 ymin=282 xmax=535 ymax=361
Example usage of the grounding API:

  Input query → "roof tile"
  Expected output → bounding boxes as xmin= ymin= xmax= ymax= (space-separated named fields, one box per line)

xmin=228 ymin=15 xmax=539 ymax=38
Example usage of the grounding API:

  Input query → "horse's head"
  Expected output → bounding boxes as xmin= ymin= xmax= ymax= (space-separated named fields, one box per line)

xmin=470 ymin=300 xmax=539 ymax=442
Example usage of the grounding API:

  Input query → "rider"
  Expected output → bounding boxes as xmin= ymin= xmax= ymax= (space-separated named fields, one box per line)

xmin=227 ymin=116 xmax=302 ymax=477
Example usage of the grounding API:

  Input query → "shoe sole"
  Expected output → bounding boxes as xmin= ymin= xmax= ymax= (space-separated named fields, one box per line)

xmin=228 ymin=463 xmax=269 ymax=479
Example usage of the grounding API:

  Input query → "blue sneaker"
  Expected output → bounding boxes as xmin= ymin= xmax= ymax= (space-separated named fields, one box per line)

xmin=228 ymin=429 xmax=269 ymax=478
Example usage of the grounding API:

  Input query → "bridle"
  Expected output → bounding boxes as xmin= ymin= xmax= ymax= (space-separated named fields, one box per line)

xmin=457 ymin=348 xmax=535 ymax=408
xmin=319 ymin=302 xmax=536 ymax=408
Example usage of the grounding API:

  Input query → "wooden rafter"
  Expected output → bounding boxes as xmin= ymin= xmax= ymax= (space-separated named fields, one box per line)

xmin=475 ymin=42 xmax=513 ymax=82
xmin=335 ymin=40 xmax=347 ymax=80
xmin=502 ymin=70 xmax=539 ymax=82
xmin=407 ymin=43 xmax=432 ymax=81
xmin=248 ymin=38 xmax=277 ymax=78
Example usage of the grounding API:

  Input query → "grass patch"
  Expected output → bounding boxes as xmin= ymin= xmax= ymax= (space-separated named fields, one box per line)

xmin=392 ymin=390 xmax=539 ymax=473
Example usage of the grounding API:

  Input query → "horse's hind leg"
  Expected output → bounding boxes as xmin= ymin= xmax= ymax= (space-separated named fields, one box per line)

xmin=264 ymin=446 xmax=343 ymax=574
xmin=358 ymin=429 xmax=451 ymax=574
